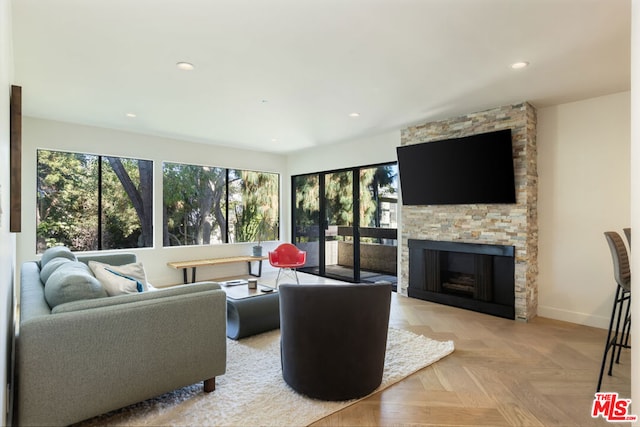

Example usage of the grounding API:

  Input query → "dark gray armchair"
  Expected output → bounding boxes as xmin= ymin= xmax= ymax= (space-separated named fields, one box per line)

xmin=279 ymin=282 xmax=392 ymax=400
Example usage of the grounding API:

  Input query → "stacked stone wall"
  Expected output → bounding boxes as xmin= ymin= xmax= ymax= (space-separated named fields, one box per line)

xmin=400 ymin=103 xmax=537 ymax=321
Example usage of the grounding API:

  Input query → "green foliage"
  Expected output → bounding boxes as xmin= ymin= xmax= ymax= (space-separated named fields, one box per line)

xmin=359 ymin=168 xmax=377 ymax=227
xmin=293 ymin=164 xmax=398 ymax=243
xmin=325 ymin=171 xmax=353 ymax=226
xmin=37 ymin=151 xmax=98 ymax=252
xmin=163 ymin=163 xmax=279 ymax=246
xmin=36 ymin=150 xmax=151 ymax=253
xmin=163 ymin=163 xmax=227 ymax=246
xmin=102 ymin=157 xmax=146 ymax=248
xmin=293 ymin=174 xmax=319 ymax=242
xmin=294 ymin=174 xmax=319 ymax=224
xmin=360 ymin=165 xmax=397 ymax=227
xmin=230 ymin=170 xmax=279 ymax=244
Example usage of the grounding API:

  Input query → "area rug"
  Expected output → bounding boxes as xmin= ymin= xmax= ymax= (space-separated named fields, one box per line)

xmin=77 ymin=328 xmax=454 ymax=426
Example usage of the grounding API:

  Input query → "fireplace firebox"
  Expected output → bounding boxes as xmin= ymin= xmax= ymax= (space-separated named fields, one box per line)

xmin=408 ymin=239 xmax=515 ymax=319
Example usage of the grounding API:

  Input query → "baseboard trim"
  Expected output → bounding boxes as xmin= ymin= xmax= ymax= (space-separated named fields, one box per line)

xmin=537 ymin=305 xmax=609 ymax=329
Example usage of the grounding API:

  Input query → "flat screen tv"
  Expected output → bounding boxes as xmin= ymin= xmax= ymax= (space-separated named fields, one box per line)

xmin=396 ymin=129 xmax=516 ymax=205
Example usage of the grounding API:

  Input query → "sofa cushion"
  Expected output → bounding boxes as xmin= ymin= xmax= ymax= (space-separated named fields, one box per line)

xmin=44 ymin=262 xmax=108 ymax=308
xmin=88 ymin=261 xmax=149 ymax=296
xmin=41 ymin=246 xmax=76 ymax=268
xmin=40 ymin=257 xmax=74 ymax=284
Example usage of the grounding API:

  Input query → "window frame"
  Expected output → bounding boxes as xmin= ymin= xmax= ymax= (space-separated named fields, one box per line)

xmin=162 ymin=160 xmax=280 ymax=247
xmin=36 ymin=148 xmax=154 ymax=253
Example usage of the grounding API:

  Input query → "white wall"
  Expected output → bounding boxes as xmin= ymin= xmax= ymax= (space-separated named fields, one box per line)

xmin=537 ymin=91 xmax=630 ymax=328
xmin=18 ymin=118 xmax=288 ymax=286
xmin=286 ymin=130 xmax=400 ymax=176
xmin=0 ymin=0 xmax=15 ymax=423
xmin=629 ymin=0 xmax=638 ymax=408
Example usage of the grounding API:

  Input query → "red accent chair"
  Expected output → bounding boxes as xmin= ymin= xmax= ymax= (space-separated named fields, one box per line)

xmin=268 ymin=243 xmax=307 ymax=286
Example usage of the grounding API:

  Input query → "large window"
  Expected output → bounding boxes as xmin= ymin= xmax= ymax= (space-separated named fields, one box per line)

xmin=36 ymin=150 xmax=153 ymax=253
xmin=163 ymin=163 xmax=227 ymax=246
xmin=163 ymin=162 xmax=279 ymax=246
xmin=227 ymin=169 xmax=279 ymax=244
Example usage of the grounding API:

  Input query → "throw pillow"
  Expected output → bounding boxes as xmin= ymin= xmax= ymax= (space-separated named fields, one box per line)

xmin=40 ymin=256 xmax=73 ymax=283
xmin=40 ymin=246 xmax=76 ymax=269
xmin=44 ymin=262 xmax=108 ymax=308
xmin=88 ymin=261 xmax=149 ymax=296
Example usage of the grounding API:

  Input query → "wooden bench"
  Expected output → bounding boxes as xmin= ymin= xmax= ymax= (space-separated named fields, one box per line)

xmin=168 ymin=255 xmax=268 ymax=284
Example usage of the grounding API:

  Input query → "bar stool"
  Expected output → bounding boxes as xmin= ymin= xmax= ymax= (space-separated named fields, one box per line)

xmin=598 ymin=231 xmax=631 ymax=392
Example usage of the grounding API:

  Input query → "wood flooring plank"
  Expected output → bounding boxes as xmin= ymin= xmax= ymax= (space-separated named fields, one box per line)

xmin=495 ymin=403 xmax=546 ymax=427
xmin=378 ymin=388 xmax=462 ymax=407
xmin=500 ymin=376 xmax=582 ymax=426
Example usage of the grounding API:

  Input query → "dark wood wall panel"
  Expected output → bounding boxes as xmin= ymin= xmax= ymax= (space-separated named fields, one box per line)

xmin=10 ymin=85 xmax=21 ymax=233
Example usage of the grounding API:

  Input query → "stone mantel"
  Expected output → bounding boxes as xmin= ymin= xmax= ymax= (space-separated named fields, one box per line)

xmin=399 ymin=102 xmax=538 ymax=321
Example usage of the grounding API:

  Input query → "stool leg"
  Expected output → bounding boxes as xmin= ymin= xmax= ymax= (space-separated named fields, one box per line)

xmin=615 ymin=293 xmax=631 ymax=364
xmin=607 ymin=287 xmax=626 ymax=376
xmin=623 ymin=316 xmax=631 ymax=347
xmin=598 ymin=286 xmax=623 ymax=392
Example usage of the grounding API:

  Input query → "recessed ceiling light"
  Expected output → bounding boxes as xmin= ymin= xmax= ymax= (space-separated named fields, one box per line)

xmin=271 ymin=138 xmax=278 ymax=142
xmin=125 ymin=113 xmax=137 ymax=118
xmin=511 ymin=61 xmax=529 ymax=70
xmin=176 ymin=62 xmax=195 ymax=71
xmin=349 ymin=112 xmax=360 ymax=117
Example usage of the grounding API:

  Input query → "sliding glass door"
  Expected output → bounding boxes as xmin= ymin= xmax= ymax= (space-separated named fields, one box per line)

xmin=358 ymin=165 xmax=398 ymax=284
xmin=292 ymin=163 xmax=398 ymax=285
xmin=324 ymin=170 xmax=356 ymax=281
xmin=292 ymin=174 xmax=320 ymax=275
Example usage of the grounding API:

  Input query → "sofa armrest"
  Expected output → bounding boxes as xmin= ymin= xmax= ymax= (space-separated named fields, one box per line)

xmin=16 ymin=286 xmax=226 ymax=426
xmin=19 ymin=262 xmax=51 ymax=321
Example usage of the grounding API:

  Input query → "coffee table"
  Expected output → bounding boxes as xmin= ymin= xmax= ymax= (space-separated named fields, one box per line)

xmin=222 ymin=284 xmax=280 ymax=340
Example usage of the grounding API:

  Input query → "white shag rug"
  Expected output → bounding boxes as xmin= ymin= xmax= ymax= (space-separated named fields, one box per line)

xmin=77 ymin=328 xmax=454 ymax=426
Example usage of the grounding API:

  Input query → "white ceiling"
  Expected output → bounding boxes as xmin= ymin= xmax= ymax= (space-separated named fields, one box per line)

xmin=11 ymin=0 xmax=631 ymax=154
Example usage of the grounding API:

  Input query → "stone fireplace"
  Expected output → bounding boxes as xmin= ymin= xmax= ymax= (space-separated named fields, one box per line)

xmin=400 ymin=103 xmax=538 ymax=321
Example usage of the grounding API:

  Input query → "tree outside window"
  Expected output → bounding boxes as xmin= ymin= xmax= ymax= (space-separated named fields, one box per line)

xmin=360 ymin=164 xmax=398 ymax=230
xmin=163 ymin=162 xmax=279 ymax=246
xmin=293 ymin=174 xmax=320 ymax=243
xmin=36 ymin=150 xmax=153 ymax=253
xmin=163 ymin=163 xmax=227 ymax=246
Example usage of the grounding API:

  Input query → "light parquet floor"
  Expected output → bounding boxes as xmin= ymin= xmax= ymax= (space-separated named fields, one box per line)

xmin=217 ymin=271 xmax=630 ymax=426
xmin=311 ymin=292 xmax=631 ymax=427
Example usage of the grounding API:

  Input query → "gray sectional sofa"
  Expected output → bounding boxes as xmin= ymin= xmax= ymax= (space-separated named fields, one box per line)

xmin=15 ymin=248 xmax=227 ymax=426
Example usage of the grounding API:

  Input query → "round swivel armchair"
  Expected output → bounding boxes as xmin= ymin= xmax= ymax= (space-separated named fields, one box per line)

xmin=279 ymin=282 xmax=392 ymax=401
